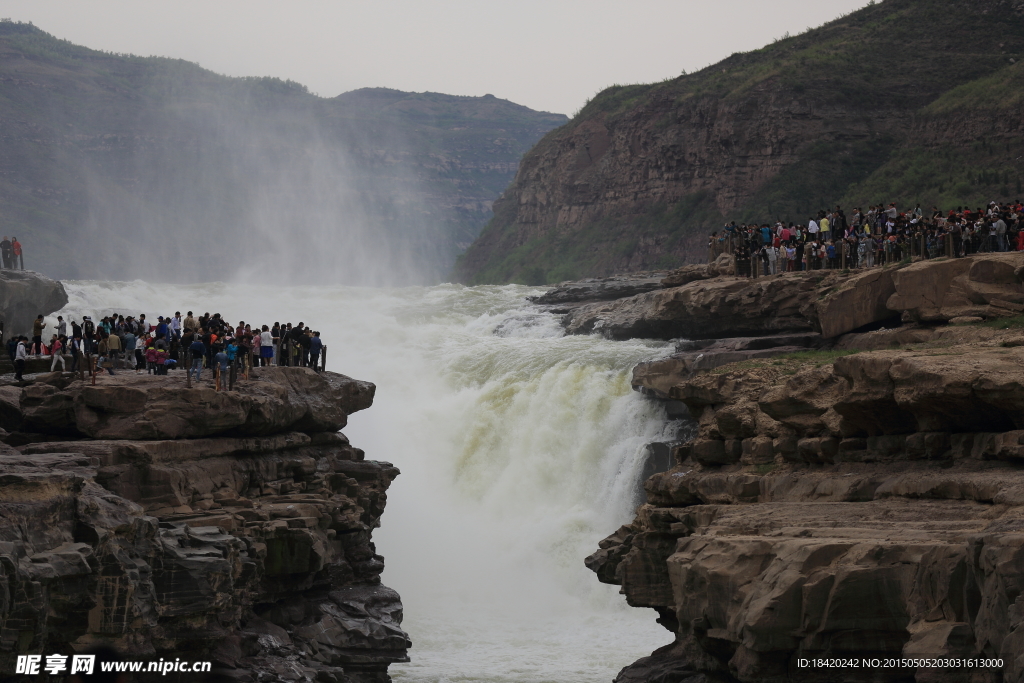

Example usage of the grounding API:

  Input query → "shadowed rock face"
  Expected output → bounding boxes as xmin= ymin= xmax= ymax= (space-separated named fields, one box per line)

xmin=0 ymin=270 xmax=68 ymax=338
xmin=0 ymin=369 xmax=407 ymax=683
xmin=597 ymin=344 xmax=1024 ymax=683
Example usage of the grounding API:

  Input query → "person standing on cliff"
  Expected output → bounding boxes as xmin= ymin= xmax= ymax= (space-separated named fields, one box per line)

xmin=171 ymin=312 xmax=182 ymax=342
xmin=69 ymin=333 xmax=83 ymax=375
xmin=83 ymin=316 xmax=95 ymax=354
xmin=309 ymin=331 xmax=323 ymax=371
xmin=14 ymin=336 xmax=27 ymax=381
xmin=49 ymin=334 xmax=65 ymax=371
xmin=188 ymin=334 xmax=206 ymax=383
xmin=31 ymin=314 xmax=45 ymax=356
xmin=11 ymin=237 xmax=23 ymax=269
xmin=0 ymin=237 xmax=10 ymax=269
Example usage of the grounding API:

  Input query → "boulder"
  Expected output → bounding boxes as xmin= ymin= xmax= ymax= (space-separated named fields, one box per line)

xmin=888 ymin=252 xmax=1024 ymax=322
xmin=815 ymin=267 xmax=898 ymax=338
xmin=661 ymin=253 xmax=736 ymax=288
xmin=0 ymin=269 xmax=68 ymax=338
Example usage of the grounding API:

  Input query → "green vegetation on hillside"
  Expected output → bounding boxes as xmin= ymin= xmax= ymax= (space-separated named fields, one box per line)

xmin=455 ymin=0 xmax=1024 ymax=285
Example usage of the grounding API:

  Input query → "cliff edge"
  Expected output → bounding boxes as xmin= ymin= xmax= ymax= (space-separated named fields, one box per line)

xmin=0 ymin=367 xmax=408 ymax=683
xmin=559 ymin=255 xmax=1024 ymax=682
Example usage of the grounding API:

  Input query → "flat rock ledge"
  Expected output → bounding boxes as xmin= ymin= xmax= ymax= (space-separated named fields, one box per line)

xmin=0 ymin=368 xmax=408 ymax=683
xmin=561 ymin=252 xmax=1024 ymax=342
xmin=529 ymin=272 xmax=666 ymax=309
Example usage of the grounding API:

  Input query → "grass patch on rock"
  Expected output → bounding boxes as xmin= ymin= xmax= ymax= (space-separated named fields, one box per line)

xmin=979 ymin=315 xmax=1024 ymax=329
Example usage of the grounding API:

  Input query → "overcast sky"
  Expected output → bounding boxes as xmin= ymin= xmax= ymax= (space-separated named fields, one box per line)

xmin=2 ymin=1 xmax=872 ymax=116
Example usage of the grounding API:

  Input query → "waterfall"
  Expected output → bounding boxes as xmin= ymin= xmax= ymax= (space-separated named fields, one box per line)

xmin=56 ymin=281 xmax=676 ymax=682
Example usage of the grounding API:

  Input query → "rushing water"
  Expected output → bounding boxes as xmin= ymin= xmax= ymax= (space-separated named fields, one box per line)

xmin=54 ymin=282 xmax=676 ymax=683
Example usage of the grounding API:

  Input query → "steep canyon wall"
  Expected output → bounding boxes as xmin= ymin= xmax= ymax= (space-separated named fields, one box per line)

xmin=0 ymin=367 xmax=407 ymax=683
xmin=542 ymin=253 xmax=1024 ymax=682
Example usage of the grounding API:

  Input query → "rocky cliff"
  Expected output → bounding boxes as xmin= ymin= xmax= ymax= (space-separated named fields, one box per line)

xmin=557 ymin=254 xmax=1024 ymax=682
xmin=0 ymin=367 xmax=407 ymax=682
xmin=455 ymin=0 xmax=1024 ymax=285
xmin=563 ymin=252 xmax=1024 ymax=343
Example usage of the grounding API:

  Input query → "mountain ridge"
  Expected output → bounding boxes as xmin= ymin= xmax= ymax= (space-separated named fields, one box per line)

xmin=454 ymin=0 xmax=1024 ymax=285
xmin=0 ymin=20 xmax=567 ymax=281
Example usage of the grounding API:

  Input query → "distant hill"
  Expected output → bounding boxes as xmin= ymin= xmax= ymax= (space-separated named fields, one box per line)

xmin=454 ymin=0 xmax=1024 ymax=285
xmin=0 ymin=21 xmax=567 ymax=283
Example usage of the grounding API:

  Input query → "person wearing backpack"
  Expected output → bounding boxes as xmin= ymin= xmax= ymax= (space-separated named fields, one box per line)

xmin=69 ymin=334 xmax=83 ymax=374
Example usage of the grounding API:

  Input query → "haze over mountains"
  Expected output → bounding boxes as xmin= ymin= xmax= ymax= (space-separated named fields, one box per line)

xmin=0 ymin=20 xmax=566 ymax=283
xmin=455 ymin=0 xmax=1024 ymax=285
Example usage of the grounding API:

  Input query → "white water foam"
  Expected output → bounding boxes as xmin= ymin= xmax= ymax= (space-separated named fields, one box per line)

xmin=54 ymin=282 xmax=676 ymax=683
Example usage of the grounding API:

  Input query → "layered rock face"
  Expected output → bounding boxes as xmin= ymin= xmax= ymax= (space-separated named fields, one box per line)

xmin=0 ymin=368 xmax=408 ymax=683
xmin=565 ymin=252 xmax=1024 ymax=343
xmin=0 ymin=270 xmax=68 ymax=338
xmin=556 ymin=252 xmax=1024 ymax=682
xmin=590 ymin=331 xmax=1024 ymax=682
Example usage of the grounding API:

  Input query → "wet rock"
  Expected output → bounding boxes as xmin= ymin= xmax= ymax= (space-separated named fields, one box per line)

xmin=529 ymin=273 xmax=666 ymax=306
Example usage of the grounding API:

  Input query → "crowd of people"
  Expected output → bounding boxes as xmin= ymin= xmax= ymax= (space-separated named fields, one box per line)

xmin=709 ymin=201 xmax=1024 ymax=276
xmin=7 ymin=310 xmax=326 ymax=386
xmin=1 ymin=236 xmax=24 ymax=269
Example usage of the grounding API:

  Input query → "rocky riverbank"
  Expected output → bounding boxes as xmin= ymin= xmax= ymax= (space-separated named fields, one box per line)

xmin=0 ymin=367 xmax=408 ymax=683
xmin=532 ymin=254 xmax=1024 ymax=682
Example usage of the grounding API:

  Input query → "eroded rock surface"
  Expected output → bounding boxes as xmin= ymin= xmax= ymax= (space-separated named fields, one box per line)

xmin=0 ymin=269 xmax=68 ymax=338
xmin=3 ymin=367 xmax=372 ymax=440
xmin=564 ymin=273 xmax=823 ymax=340
xmin=529 ymin=273 xmax=666 ymax=306
xmin=597 ymin=345 xmax=1024 ymax=683
xmin=661 ymin=254 xmax=737 ymax=289
xmin=563 ymin=253 xmax=1024 ymax=342
xmin=0 ymin=368 xmax=407 ymax=683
